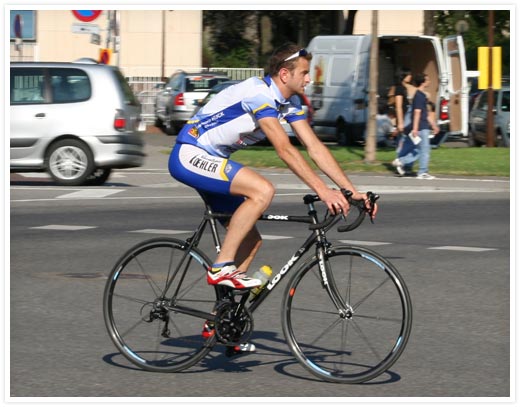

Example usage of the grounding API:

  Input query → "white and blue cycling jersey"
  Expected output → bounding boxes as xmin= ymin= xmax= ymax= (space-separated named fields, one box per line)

xmin=176 ymin=75 xmax=307 ymax=158
xmin=170 ymin=75 xmax=307 ymax=212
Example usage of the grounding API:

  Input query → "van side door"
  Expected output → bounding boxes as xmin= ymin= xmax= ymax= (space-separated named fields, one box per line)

xmin=443 ymin=35 xmax=468 ymax=137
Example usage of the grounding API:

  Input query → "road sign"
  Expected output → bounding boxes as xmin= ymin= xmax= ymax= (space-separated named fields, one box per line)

xmin=71 ymin=23 xmax=100 ymax=34
xmin=99 ymin=48 xmax=112 ymax=64
xmin=90 ymin=33 xmax=101 ymax=45
xmin=72 ymin=10 xmax=102 ymax=22
xmin=478 ymin=47 xmax=502 ymax=90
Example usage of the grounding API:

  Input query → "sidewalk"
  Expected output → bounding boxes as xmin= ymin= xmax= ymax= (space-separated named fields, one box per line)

xmin=141 ymin=130 xmax=510 ymax=195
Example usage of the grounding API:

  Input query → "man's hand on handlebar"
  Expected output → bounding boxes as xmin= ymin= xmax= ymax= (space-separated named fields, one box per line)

xmin=319 ymin=188 xmax=350 ymax=216
xmin=349 ymin=191 xmax=379 ymax=221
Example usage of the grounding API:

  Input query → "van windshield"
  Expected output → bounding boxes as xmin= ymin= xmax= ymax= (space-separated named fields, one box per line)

xmin=114 ymin=69 xmax=138 ymax=106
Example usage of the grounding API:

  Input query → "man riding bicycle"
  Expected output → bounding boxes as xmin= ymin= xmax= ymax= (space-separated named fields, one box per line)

xmin=169 ymin=43 xmax=377 ymax=291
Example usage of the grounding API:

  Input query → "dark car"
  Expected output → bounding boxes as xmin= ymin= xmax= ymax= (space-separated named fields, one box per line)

xmin=192 ymin=80 xmax=241 ymax=115
xmin=154 ymin=71 xmax=230 ymax=135
xmin=468 ymin=86 xmax=510 ymax=147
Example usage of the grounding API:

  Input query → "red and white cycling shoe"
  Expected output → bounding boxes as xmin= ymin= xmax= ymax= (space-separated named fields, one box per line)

xmin=207 ymin=264 xmax=262 ymax=289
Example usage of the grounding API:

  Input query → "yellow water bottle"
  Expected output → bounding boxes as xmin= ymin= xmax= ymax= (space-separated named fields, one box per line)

xmin=249 ymin=265 xmax=273 ymax=300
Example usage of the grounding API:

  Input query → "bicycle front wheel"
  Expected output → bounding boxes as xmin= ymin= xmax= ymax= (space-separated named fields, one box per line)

xmin=282 ymin=246 xmax=412 ymax=383
xmin=103 ymin=237 xmax=217 ymax=373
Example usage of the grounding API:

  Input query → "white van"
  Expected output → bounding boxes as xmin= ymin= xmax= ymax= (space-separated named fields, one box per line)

xmin=305 ymin=35 xmax=468 ymax=145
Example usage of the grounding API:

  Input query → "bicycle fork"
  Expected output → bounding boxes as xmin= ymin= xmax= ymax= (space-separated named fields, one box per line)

xmin=317 ymin=245 xmax=354 ymax=320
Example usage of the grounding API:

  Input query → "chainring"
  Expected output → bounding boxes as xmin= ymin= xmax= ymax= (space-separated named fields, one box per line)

xmin=213 ymin=300 xmax=253 ymax=345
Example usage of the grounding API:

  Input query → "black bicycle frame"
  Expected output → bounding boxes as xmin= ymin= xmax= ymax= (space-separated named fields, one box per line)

xmin=180 ymin=199 xmax=345 ymax=315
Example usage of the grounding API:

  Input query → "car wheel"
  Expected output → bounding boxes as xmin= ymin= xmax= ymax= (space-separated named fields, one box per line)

xmin=336 ymin=119 xmax=353 ymax=146
xmin=165 ymin=120 xmax=177 ymax=135
xmin=46 ymin=139 xmax=94 ymax=186
xmin=495 ymin=131 xmax=508 ymax=147
xmin=468 ymin=126 xmax=481 ymax=147
xmin=85 ymin=168 xmax=112 ymax=186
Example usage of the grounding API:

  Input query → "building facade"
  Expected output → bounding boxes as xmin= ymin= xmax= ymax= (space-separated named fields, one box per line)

xmin=9 ymin=10 xmax=424 ymax=78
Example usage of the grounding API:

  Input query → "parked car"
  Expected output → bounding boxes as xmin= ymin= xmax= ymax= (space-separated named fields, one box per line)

xmin=468 ymin=86 xmax=510 ymax=147
xmin=192 ymin=80 xmax=241 ymax=115
xmin=10 ymin=59 xmax=145 ymax=186
xmin=154 ymin=71 xmax=230 ymax=135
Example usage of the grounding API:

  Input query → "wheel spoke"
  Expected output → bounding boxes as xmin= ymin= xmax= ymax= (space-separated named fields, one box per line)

xmin=283 ymin=247 xmax=412 ymax=383
xmin=104 ymin=238 xmax=217 ymax=373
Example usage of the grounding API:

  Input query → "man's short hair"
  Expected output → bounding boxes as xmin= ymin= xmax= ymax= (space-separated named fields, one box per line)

xmin=413 ymin=73 xmax=428 ymax=87
xmin=268 ymin=43 xmax=312 ymax=77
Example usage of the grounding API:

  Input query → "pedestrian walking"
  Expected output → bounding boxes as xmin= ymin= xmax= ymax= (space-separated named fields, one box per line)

xmin=392 ymin=73 xmax=439 ymax=178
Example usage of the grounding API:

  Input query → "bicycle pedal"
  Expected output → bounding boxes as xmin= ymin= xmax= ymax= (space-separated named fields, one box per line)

xmin=225 ymin=343 xmax=256 ymax=357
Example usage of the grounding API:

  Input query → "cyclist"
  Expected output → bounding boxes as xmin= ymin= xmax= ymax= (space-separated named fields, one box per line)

xmin=169 ymin=43 xmax=377 ymax=291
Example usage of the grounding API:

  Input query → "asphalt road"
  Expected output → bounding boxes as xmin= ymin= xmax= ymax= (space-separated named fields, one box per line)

xmin=8 ymin=132 xmax=511 ymax=403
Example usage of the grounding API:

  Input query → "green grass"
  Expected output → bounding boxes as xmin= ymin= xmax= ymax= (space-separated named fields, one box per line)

xmin=231 ymin=145 xmax=510 ymax=177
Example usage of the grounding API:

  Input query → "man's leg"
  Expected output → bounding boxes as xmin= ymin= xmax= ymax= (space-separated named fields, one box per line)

xmin=235 ymin=227 xmax=262 ymax=273
xmin=214 ymin=166 xmax=275 ymax=268
xmin=417 ymin=129 xmax=431 ymax=175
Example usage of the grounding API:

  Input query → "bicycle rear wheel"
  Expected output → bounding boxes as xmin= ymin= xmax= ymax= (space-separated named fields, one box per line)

xmin=282 ymin=246 xmax=412 ymax=383
xmin=103 ymin=237 xmax=217 ymax=373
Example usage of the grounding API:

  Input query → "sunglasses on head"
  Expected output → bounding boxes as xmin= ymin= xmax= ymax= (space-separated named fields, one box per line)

xmin=283 ymin=48 xmax=309 ymax=62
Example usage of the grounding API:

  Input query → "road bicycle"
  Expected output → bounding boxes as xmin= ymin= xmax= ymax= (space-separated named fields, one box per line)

xmin=103 ymin=190 xmax=412 ymax=383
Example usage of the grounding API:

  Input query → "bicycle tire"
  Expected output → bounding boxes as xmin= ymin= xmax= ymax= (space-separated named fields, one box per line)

xmin=282 ymin=245 xmax=412 ymax=383
xmin=103 ymin=237 xmax=218 ymax=373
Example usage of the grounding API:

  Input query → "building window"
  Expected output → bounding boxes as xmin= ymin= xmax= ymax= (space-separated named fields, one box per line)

xmin=10 ymin=10 xmax=36 ymax=41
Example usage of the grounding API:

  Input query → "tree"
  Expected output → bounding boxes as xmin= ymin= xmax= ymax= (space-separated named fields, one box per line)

xmin=344 ymin=10 xmax=358 ymax=35
xmin=364 ymin=11 xmax=378 ymax=163
xmin=204 ymin=11 xmax=343 ymax=68
xmin=433 ymin=10 xmax=510 ymax=75
xmin=423 ymin=11 xmax=435 ymax=35
xmin=203 ymin=11 xmax=258 ymax=67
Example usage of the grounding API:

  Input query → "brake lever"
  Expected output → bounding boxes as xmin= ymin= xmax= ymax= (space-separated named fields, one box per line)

xmin=366 ymin=191 xmax=380 ymax=223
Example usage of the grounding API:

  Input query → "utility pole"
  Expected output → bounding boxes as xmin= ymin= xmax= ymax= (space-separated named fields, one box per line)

xmin=365 ymin=10 xmax=378 ymax=163
xmin=486 ymin=10 xmax=495 ymax=147
xmin=161 ymin=10 xmax=166 ymax=80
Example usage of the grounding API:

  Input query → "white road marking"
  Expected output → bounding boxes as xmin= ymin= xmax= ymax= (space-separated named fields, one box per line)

xmin=129 ymin=229 xmax=191 ymax=235
xmin=17 ymin=173 xmax=49 ymax=178
xmin=30 ymin=225 xmax=97 ymax=231
xmin=429 ymin=246 xmax=498 ymax=252
xmin=57 ymin=189 xmax=124 ymax=199
xmin=261 ymin=234 xmax=293 ymax=240
xmin=23 ymin=226 xmax=504 ymax=254
xmin=339 ymin=240 xmax=392 ymax=246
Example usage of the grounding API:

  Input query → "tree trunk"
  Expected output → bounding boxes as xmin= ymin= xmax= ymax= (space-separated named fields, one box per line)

xmin=344 ymin=10 xmax=358 ymax=35
xmin=365 ymin=11 xmax=378 ymax=164
xmin=423 ymin=11 xmax=435 ymax=35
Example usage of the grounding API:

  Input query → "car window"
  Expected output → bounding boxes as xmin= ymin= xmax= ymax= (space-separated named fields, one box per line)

xmin=113 ymin=69 xmax=139 ymax=106
xmin=186 ymin=77 xmax=229 ymax=92
xmin=501 ymin=91 xmax=510 ymax=112
xmin=10 ymin=68 xmax=46 ymax=104
xmin=50 ymin=68 xmax=91 ymax=103
xmin=168 ymin=74 xmax=183 ymax=91
xmin=477 ymin=91 xmax=490 ymax=111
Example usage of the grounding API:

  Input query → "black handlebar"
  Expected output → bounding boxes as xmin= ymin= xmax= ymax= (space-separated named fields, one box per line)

xmin=307 ymin=189 xmax=379 ymax=232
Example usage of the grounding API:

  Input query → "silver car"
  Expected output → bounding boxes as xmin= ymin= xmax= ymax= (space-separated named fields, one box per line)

xmin=10 ymin=59 xmax=145 ymax=186
xmin=468 ymin=86 xmax=510 ymax=147
xmin=154 ymin=71 xmax=230 ymax=135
